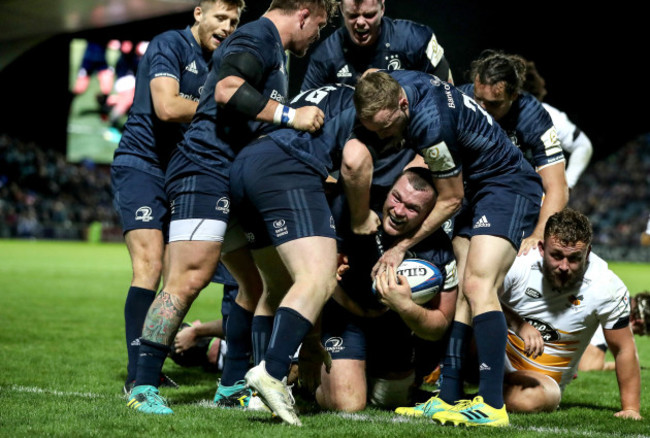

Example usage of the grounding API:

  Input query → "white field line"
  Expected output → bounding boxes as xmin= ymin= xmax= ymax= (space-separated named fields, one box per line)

xmin=3 ymin=385 xmax=105 ymax=399
xmin=330 ymin=412 xmax=650 ymax=438
xmin=4 ymin=386 xmax=648 ymax=438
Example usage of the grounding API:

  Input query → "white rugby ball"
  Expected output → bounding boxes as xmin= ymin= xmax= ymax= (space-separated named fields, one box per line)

xmin=373 ymin=258 xmax=444 ymax=305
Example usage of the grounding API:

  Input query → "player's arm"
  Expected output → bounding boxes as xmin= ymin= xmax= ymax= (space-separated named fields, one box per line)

xmin=564 ymin=130 xmax=593 ymax=189
xmin=604 ymin=326 xmax=642 ymax=420
xmin=375 ymin=265 xmax=456 ymax=341
xmin=519 ymin=162 xmax=569 ymax=255
xmin=215 ymin=52 xmax=323 ymax=132
xmin=420 ymin=31 xmax=453 ymax=84
xmin=501 ymin=302 xmax=545 ymax=358
xmin=150 ymin=76 xmax=199 ymax=123
xmin=301 ymin=55 xmax=328 ymax=91
xmin=174 ymin=319 xmax=223 ymax=353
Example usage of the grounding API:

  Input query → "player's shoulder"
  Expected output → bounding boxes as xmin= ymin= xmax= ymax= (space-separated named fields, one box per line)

xmin=226 ymin=17 xmax=278 ymax=47
xmin=518 ymin=91 xmax=549 ymax=116
xmin=516 ymin=91 xmax=555 ymax=131
xmin=384 ymin=17 xmax=434 ymax=48
xmin=151 ymin=27 xmax=190 ymax=47
xmin=542 ymin=102 xmax=571 ymax=125
xmin=310 ymin=27 xmax=345 ymax=57
xmin=509 ymin=249 xmax=542 ymax=278
xmin=456 ymin=83 xmax=474 ymax=96
xmin=583 ymin=252 xmax=628 ymax=299
xmin=386 ymin=16 xmax=433 ymax=35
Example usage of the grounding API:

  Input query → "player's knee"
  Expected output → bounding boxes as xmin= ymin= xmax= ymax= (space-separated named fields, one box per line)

xmin=341 ymin=141 xmax=373 ymax=176
xmin=368 ymin=374 xmax=414 ymax=410
xmin=317 ymin=385 xmax=366 ymax=412
xmin=504 ymin=372 xmax=560 ymax=413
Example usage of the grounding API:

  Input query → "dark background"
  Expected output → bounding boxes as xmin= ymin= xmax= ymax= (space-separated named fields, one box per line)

xmin=0 ymin=1 xmax=643 ymax=162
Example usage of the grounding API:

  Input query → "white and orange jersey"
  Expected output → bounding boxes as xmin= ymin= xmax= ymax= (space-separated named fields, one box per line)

xmin=500 ymin=248 xmax=630 ymax=390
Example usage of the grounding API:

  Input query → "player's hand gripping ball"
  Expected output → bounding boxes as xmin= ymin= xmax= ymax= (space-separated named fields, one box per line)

xmin=373 ymin=258 xmax=443 ymax=305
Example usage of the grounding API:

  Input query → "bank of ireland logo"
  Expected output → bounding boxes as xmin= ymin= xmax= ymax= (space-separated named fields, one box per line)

xmin=215 ymin=197 xmax=230 ymax=214
xmin=386 ymin=54 xmax=401 ymax=70
xmin=135 ymin=206 xmax=153 ymax=222
xmin=273 ymin=219 xmax=288 ymax=237
xmin=324 ymin=337 xmax=345 ymax=353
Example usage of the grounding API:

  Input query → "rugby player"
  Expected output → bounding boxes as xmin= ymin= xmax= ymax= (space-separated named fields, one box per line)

xmin=126 ymin=0 xmax=336 ymax=415
xmin=228 ymin=83 xmax=357 ymax=425
xmin=457 ymin=50 xmax=569 ymax=255
xmin=579 ymin=292 xmax=649 ymax=372
xmin=523 ymin=59 xmax=593 ymax=190
xmin=110 ymin=0 xmax=244 ymax=395
xmin=347 ymin=70 xmax=544 ymax=427
xmin=302 ymin=0 xmax=453 ymax=90
xmin=497 ymin=209 xmax=641 ymax=419
xmin=316 ymin=168 xmax=458 ymax=413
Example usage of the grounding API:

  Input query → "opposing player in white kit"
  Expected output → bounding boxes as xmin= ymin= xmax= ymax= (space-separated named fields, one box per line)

xmin=523 ymin=60 xmax=593 ymax=190
xmin=499 ymin=208 xmax=642 ymax=420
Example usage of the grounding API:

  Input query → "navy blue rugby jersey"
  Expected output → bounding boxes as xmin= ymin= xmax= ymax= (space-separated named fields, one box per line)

xmin=113 ymin=27 xmax=210 ymax=177
xmin=263 ymin=84 xmax=357 ymax=179
xmin=458 ymin=84 xmax=564 ymax=170
xmin=302 ymin=17 xmax=450 ymax=90
xmin=338 ymin=225 xmax=456 ymax=310
xmin=384 ymin=70 xmax=541 ymax=199
xmin=178 ymin=17 xmax=289 ymax=178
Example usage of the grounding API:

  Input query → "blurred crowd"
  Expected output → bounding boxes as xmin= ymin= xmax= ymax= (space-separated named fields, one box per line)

xmin=1 ymin=132 xmax=649 ymax=247
xmin=0 ymin=134 xmax=119 ymax=240
xmin=568 ymin=133 xmax=650 ymax=248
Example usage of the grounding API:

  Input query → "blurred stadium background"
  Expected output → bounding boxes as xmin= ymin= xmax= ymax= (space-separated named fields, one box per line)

xmin=0 ymin=0 xmax=648 ymax=262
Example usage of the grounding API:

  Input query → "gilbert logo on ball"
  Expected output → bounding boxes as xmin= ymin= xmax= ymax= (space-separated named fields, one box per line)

xmin=373 ymin=258 xmax=444 ymax=305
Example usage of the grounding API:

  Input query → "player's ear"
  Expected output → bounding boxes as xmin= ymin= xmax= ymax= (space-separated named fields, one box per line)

xmin=537 ymin=239 xmax=545 ymax=256
xmin=398 ymin=96 xmax=408 ymax=112
xmin=299 ymin=8 xmax=311 ymax=28
xmin=193 ymin=6 xmax=203 ymax=23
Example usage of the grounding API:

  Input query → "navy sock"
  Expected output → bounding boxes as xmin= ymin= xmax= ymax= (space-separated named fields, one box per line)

xmin=264 ymin=307 xmax=312 ymax=381
xmin=473 ymin=311 xmax=507 ymax=408
xmin=220 ymin=302 xmax=254 ymax=386
xmin=439 ymin=321 xmax=473 ymax=404
xmin=124 ymin=286 xmax=156 ymax=382
xmin=252 ymin=315 xmax=274 ymax=366
xmin=134 ymin=339 xmax=170 ymax=388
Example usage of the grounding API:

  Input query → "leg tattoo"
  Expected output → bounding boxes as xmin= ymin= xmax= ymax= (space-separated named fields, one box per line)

xmin=141 ymin=291 xmax=188 ymax=345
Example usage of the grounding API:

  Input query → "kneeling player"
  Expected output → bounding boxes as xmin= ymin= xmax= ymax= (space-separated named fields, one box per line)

xmin=316 ymin=168 xmax=458 ymax=412
xmin=499 ymin=209 xmax=641 ymax=419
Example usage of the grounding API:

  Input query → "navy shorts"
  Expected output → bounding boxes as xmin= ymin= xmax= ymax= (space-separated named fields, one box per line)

xmin=229 ymin=140 xmax=337 ymax=249
xmin=320 ymin=300 xmax=416 ymax=377
xmin=111 ymin=165 xmax=169 ymax=234
xmin=165 ymin=151 xmax=231 ymax=223
xmin=454 ymin=185 xmax=541 ymax=250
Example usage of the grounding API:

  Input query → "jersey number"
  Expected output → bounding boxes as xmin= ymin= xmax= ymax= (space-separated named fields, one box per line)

xmin=462 ymin=95 xmax=493 ymax=126
xmin=291 ymin=86 xmax=337 ymax=105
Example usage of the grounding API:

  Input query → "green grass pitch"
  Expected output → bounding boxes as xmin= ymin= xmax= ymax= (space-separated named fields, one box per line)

xmin=0 ymin=239 xmax=648 ymax=437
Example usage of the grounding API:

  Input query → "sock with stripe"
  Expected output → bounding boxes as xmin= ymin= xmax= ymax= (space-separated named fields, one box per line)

xmin=252 ymin=315 xmax=274 ymax=366
xmin=439 ymin=321 xmax=473 ymax=404
xmin=473 ymin=311 xmax=507 ymax=408
xmin=264 ymin=307 xmax=312 ymax=381
xmin=134 ymin=339 xmax=170 ymax=388
xmin=124 ymin=286 xmax=156 ymax=382
xmin=220 ymin=302 xmax=254 ymax=386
